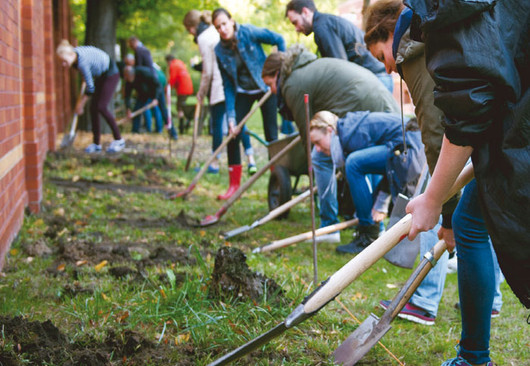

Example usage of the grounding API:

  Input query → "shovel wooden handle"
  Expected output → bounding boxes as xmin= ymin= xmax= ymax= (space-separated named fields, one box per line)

xmin=213 ymin=135 xmax=302 ymax=219
xmin=259 ymin=186 xmax=317 ymax=227
xmin=185 ymin=103 xmax=201 ymax=171
xmin=255 ymin=218 xmax=359 ymax=253
xmin=177 ymin=90 xmax=271 ymax=197
xmin=390 ymin=239 xmax=447 ymax=319
xmin=116 ymin=100 xmax=158 ymax=125
xmin=303 ymin=164 xmax=473 ymax=313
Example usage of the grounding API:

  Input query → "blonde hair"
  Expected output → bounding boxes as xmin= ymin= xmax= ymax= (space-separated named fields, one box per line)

xmin=310 ymin=111 xmax=338 ymax=133
xmin=56 ymin=39 xmax=74 ymax=56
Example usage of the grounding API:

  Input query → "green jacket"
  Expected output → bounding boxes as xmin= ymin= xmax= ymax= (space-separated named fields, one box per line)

xmin=280 ymin=46 xmax=399 ymax=148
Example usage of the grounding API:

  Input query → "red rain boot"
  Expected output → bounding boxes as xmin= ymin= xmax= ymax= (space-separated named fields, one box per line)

xmin=217 ymin=165 xmax=242 ymax=200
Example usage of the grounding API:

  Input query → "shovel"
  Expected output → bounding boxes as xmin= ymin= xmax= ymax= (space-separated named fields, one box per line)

xmin=253 ymin=218 xmax=359 ymax=253
xmin=333 ymin=239 xmax=447 ymax=365
xmin=115 ymin=99 xmax=159 ymax=126
xmin=222 ymin=186 xmax=316 ymax=239
xmin=60 ymin=82 xmax=86 ymax=149
xmin=384 ymin=164 xmax=430 ymax=268
xmin=171 ymin=90 xmax=271 ymax=199
xmin=185 ymin=103 xmax=201 ymax=171
xmin=207 ymin=164 xmax=473 ymax=366
xmin=200 ymin=135 xmax=301 ymax=226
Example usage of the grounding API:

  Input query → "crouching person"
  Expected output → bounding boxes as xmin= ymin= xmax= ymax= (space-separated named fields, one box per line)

xmin=309 ymin=110 xmax=425 ymax=253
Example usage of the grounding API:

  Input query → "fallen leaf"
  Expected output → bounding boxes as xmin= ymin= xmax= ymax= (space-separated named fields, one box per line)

xmin=76 ymin=260 xmax=88 ymax=267
xmin=95 ymin=260 xmax=108 ymax=272
xmin=175 ymin=333 xmax=190 ymax=345
xmin=199 ymin=230 xmax=206 ymax=237
xmin=54 ymin=208 xmax=65 ymax=217
xmin=9 ymin=249 xmax=18 ymax=256
xmin=57 ymin=264 xmax=66 ymax=272
xmin=72 ymin=175 xmax=80 ymax=182
xmin=350 ymin=292 xmax=364 ymax=301
xmin=101 ymin=293 xmax=109 ymax=301
xmin=159 ymin=288 xmax=167 ymax=299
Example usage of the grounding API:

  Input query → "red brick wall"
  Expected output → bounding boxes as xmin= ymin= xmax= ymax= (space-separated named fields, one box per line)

xmin=0 ymin=0 xmax=72 ymax=270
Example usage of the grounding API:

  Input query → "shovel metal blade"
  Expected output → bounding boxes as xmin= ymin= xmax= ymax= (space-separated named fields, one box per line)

xmin=208 ymin=322 xmax=287 ymax=366
xmin=333 ymin=314 xmax=391 ymax=366
xmin=222 ymin=225 xmax=252 ymax=239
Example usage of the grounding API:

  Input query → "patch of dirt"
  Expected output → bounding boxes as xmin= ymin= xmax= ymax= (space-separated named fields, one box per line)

xmin=48 ymin=240 xmax=197 ymax=275
xmin=209 ymin=247 xmax=286 ymax=304
xmin=22 ymin=239 xmax=53 ymax=257
xmin=49 ymin=177 xmax=175 ymax=195
xmin=175 ymin=209 xmax=201 ymax=228
xmin=0 ymin=315 xmax=176 ymax=365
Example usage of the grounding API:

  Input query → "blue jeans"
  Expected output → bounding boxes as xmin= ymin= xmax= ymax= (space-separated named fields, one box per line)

xmin=345 ymin=145 xmax=388 ymax=226
xmin=155 ymin=87 xmax=178 ymax=137
xmin=132 ymin=98 xmax=154 ymax=133
xmin=312 ymin=148 xmax=338 ymax=228
xmin=228 ymin=92 xmax=278 ymax=165
xmin=211 ymin=102 xmax=225 ymax=155
xmin=453 ymin=179 xmax=495 ymax=364
xmin=212 ymin=102 xmax=254 ymax=160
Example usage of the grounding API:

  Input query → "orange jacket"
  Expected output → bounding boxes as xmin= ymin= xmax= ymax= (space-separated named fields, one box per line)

xmin=168 ymin=59 xmax=193 ymax=96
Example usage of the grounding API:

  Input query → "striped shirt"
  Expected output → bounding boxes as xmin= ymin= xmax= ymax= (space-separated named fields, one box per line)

xmin=74 ymin=46 xmax=111 ymax=95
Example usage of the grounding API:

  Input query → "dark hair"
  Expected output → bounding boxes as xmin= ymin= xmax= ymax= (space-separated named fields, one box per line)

xmin=262 ymin=52 xmax=284 ymax=78
xmin=165 ymin=54 xmax=175 ymax=63
xmin=212 ymin=8 xmax=232 ymax=23
xmin=364 ymin=0 xmax=404 ymax=47
xmin=285 ymin=0 xmax=317 ymax=17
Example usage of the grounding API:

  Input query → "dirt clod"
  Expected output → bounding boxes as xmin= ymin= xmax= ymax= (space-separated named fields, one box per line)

xmin=209 ymin=247 xmax=285 ymax=303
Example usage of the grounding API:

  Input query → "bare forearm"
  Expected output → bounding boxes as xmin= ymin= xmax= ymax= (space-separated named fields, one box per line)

xmin=424 ymin=135 xmax=473 ymax=206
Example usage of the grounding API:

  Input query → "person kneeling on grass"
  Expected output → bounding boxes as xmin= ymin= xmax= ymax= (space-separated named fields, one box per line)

xmin=309 ymin=110 xmax=425 ymax=254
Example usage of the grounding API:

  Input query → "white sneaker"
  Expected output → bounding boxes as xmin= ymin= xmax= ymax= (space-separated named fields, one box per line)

xmin=304 ymin=231 xmax=341 ymax=244
xmin=107 ymin=138 xmax=125 ymax=153
xmin=84 ymin=143 xmax=102 ymax=153
xmin=447 ymin=254 xmax=458 ymax=274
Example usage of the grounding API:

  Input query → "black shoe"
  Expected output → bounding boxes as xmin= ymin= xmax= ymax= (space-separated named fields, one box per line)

xmin=336 ymin=224 xmax=379 ymax=254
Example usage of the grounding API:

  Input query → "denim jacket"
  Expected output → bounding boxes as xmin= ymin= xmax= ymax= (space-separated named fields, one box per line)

xmin=215 ymin=23 xmax=285 ymax=121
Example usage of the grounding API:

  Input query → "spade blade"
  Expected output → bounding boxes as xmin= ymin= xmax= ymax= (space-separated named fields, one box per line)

xmin=333 ymin=314 xmax=391 ymax=366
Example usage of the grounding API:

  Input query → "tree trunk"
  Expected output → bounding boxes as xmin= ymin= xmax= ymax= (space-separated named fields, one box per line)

xmin=85 ymin=0 xmax=117 ymax=59
xmin=81 ymin=0 xmax=118 ymax=133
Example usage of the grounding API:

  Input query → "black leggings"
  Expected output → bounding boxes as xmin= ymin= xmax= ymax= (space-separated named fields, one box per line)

xmin=90 ymin=72 xmax=121 ymax=145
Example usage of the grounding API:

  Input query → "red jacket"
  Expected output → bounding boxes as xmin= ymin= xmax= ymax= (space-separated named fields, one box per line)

xmin=168 ymin=59 xmax=193 ymax=96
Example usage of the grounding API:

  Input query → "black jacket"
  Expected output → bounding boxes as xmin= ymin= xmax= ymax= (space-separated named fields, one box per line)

xmin=124 ymin=65 xmax=160 ymax=109
xmin=312 ymin=11 xmax=385 ymax=75
xmin=406 ymin=0 xmax=530 ymax=308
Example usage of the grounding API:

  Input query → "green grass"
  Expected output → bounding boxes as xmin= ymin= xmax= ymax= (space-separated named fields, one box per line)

xmin=1 ymin=113 xmax=528 ymax=365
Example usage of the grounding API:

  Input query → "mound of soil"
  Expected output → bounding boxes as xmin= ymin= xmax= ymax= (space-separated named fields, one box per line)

xmin=209 ymin=247 xmax=285 ymax=303
xmin=0 ymin=316 xmax=176 ymax=365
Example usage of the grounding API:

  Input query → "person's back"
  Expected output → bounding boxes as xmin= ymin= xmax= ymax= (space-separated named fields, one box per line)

xmin=196 ymin=24 xmax=224 ymax=104
xmin=281 ymin=48 xmax=398 ymax=146
xmin=169 ymin=59 xmax=193 ymax=96
xmin=312 ymin=12 xmax=386 ymax=76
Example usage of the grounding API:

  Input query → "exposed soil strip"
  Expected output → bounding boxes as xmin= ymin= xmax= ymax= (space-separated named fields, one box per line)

xmin=49 ymin=177 xmax=174 ymax=195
